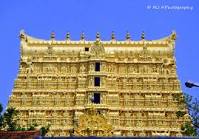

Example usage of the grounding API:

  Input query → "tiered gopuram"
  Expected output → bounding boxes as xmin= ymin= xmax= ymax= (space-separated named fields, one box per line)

xmin=8 ymin=30 xmax=191 ymax=136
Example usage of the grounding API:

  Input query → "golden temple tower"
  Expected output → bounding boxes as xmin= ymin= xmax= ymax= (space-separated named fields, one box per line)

xmin=8 ymin=30 xmax=190 ymax=137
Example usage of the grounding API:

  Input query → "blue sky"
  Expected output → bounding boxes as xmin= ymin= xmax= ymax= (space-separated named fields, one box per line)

xmin=0 ymin=0 xmax=199 ymax=108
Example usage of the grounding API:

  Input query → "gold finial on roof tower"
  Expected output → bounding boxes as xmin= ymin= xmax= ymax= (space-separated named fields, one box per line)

xmin=50 ymin=31 xmax=55 ymax=40
xmin=80 ymin=32 xmax=85 ymax=40
xmin=66 ymin=32 xmax=70 ymax=40
xmin=141 ymin=31 xmax=145 ymax=40
xmin=111 ymin=31 xmax=115 ymax=40
xmin=126 ymin=31 xmax=131 ymax=40
xmin=171 ymin=31 xmax=176 ymax=40
xmin=19 ymin=29 xmax=26 ymax=40
xmin=96 ymin=32 xmax=100 ymax=40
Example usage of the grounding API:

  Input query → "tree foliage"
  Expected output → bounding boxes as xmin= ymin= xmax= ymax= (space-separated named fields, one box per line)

xmin=0 ymin=103 xmax=3 ymax=129
xmin=175 ymin=93 xmax=199 ymax=136
xmin=181 ymin=122 xmax=197 ymax=136
xmin=40 ymin=124 xmax=50 ymax=136
xmin=3 ymin=107 xmax=19 ymax=131
xmin=0 ymin=103 xmax=3 ymax=113
xmin=184 ymin=94 xmax=199 ymax=130
xmin=0 ymin=104 xmax=39 ymax=131
xmin=0 ymin=103 xmax=51 ymax=136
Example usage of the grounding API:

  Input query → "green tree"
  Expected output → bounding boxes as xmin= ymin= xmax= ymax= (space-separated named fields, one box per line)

xmin=184 ymin=94 xmax=199 ymax=136
xmin=0 ymin=103 xmax=51 ymax=137
xmin=175 ymin=93 xmax=199 ymax=136
xmin=3 ymin=107 xmax=19 ymax=131
xmin=0 ymin=103 xmax=3 ymax=129
xmin=0 ymin=105 xmax=39 ymax=131
xmin=181 ymin=122 xmax=197 ymax=136
xmin=27 ymin=123 xmax=38 ymax=131
xmin=40 ymin=124 xmax=50 ymax=136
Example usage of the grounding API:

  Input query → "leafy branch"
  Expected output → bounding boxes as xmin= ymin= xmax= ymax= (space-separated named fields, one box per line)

xmin=0 ymin=104 xmax=50 ymax=137
xmin=174 ymin=93 xmax=199 ymax=136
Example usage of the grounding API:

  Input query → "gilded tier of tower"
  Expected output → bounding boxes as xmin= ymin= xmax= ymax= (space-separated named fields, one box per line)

xmin=8 ymin=30 xmax=190 ymax=137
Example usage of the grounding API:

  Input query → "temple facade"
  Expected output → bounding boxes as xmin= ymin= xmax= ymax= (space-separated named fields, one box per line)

xmin=8 ymin=30 xmax=190 ymax=136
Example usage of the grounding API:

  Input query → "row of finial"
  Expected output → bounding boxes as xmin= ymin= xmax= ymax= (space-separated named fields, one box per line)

xmin=50 ymin=31 xmax=145 ymax=40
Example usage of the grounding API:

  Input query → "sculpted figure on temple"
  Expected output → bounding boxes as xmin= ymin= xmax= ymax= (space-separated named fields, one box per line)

xmin=108 ymin=64 xmax=111 ymax=72
xmin=19 ymin=65 xmax=25 ymax=73
xmin=63 ymin=111 xmax=68 ymax=117
xmin=26 ymin=63 xmax=33 ymax=74
xmin=111 ymin=64 xmax=116 ymax=73
xmin=71 ymin=65 xmax=77 ymax=73
xmin=34 ymin=65 xmax=41 ymax=73
xmin=101 ymin=78 xmax=106 ymax=86
xmin=89 ymin=77 xmax=93 ymax=86
xmin=134 ymin=65 xmax=138 ymax=73
xmin=61 ymin=66 xmax=65 ymax=73
xmin=21 ymin=94 xmax=27 ymax=105
xmin=51 ymin=66 xmax=55 ymax=73
xmin=152 ymin=65 xmax=157 ymax=73
xmin=89 ymin=63 xmax=94 ymax=71
xmin=80 ymin=64 xmax=86 ymax=73
xmin=120 ymin=65 xmax=124 ymax=73
xmin=143 ymin=66 xmax=146 ymax=73
xmin=170 ymin=65 xmax=176 ymax=74
xmin=159 ymin=65 xmax=164 ymax=74
xmin=129 ymin=65 xmax=134 ymax=73
xmin=65 ymin=65 xmax=70 ymax=73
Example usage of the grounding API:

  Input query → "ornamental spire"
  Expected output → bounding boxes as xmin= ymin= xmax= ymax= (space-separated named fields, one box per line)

xmin=141 ymin=31 xmax=145 ymax=40
xmin=66 ymin=32 xmax=70 ymax=40
xmin=19 ymin=29 xmax=26 ymax=40
xmin=80 ymin=32 xmax=85 ymax=40
xmin=111 ymin=31 xmax=115 ymax=40
xmin=126 ymin=31 xmax=131 ymax=40
xmin=50 ymin=31 xmax=55 ymax=40
xmin=96 ymin=32 xmax=100 ymax=39
xmin=96 ymin=32 xmax=100 ymax=41
xmin=171 ymin=30 xmax=176 ymax=40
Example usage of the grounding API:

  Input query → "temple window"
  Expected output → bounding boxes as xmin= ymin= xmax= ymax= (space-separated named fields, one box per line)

xmin=95 ymin=62 xmax=100 ymax=71
xmin=85 ymin=47 xmax=89 ymax=51
xmin=93 ymin=93 xmax=100 ymax=104
xmin=94 ymin=77 xmax=100 ymax=86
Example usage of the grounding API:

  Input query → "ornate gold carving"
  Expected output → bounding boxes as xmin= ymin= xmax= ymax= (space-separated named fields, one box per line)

xmin=90 ymin=41 xmax=105 ymax=56
xmin=8 ymin=31 xmax=190 ymax=137
xmin=74 ymin=107 xmax=113 ymax=136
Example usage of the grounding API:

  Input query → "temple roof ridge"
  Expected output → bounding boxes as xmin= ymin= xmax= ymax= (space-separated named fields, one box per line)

xmin=19 ymin=30 xmax=176 ymax=46
xmin=152 ymin=31 xmax=176 ymax=42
